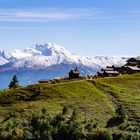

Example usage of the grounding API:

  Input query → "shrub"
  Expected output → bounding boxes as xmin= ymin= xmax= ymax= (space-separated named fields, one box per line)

xmin=116 ymin=105 xmax=127 ymax=123
xmin=0 ymin=107 xmax=139 ymax=140
xmin=92 ymin=129 xmax=113 ymax=140
xmin=62 ymin=105 xmax=68 ymax=115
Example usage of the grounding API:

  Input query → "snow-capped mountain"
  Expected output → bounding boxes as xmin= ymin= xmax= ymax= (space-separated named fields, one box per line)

xmin=0 ymin=43 xmax=128 ymax=72
xmin=0 ymin=42 xmax=129 ymax=89
xmin=0 ymin=48 xmax=11 ymax=59
xmin=0 ymin=48 xmax=17 ymax=65
xmin=0 ymin=48 xmax=12 ymax=65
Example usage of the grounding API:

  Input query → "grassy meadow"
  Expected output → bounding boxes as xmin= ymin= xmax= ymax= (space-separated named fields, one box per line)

xmin=0 ymin=73 xmax=140 ymax=139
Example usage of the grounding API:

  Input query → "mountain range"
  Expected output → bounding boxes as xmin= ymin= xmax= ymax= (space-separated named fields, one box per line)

xmin=0 ymin=43 xmax=128 ymax=89
xmin=0 ymin=43 xmax=128 ymax=72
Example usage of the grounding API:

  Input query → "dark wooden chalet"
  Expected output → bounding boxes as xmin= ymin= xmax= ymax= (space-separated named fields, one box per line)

xmin=104 ymin=71 xmax=119 ymax=77
xmin=69 ymin=68 xmax=80 ymax=79
xmin=97 ymin=71 xmax=104 ymax=77
xmin=97 ymin=66 xmax=119 ymax=77
xmin=112 ymin=65 xmax=121 ymax=72
xmin=126 ymin=57 xmax=140 ymax=67
xmin=97 ymin=57 xmax=140 ymax=77
xmin=119 ymin=66 xmax=140 ymax=74
xmin=98 ymin=70 xmax=119 ymax=77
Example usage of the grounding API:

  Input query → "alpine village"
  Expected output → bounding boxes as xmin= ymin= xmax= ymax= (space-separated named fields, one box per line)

xmin=0 ymin=57 xmax=140 ymax=140
xmin=39 ymin=56 xmax=140 ymax=83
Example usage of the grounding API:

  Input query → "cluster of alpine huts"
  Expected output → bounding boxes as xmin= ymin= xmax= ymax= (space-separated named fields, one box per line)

xmin=97 ymin=57 xmax=140 ymax=77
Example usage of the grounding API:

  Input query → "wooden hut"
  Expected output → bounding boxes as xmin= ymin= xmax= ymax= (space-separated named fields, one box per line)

xmin=102 ymin=71 xmax=119 ymax=77
xmin=69 ymin=68 xmax=80 ymax=79
xmin=120 ymin=66 xmax=140 ymax=74
xmin=126 ymin=57 xmax=140 ymax=67
xmin=97 ymin=65 xmax=119 ymax=77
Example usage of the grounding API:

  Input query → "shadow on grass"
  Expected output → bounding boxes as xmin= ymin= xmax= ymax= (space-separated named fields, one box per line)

xmin=106 ymin=117 xmax=123 ymax=127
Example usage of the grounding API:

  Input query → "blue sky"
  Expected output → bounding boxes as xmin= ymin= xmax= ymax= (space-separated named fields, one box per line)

xmin=0 ymin=0 xmax=140 ymax=56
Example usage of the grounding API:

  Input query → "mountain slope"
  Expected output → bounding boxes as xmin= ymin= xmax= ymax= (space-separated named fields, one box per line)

xmin=0 ymin=73 xmax=140 ymax=128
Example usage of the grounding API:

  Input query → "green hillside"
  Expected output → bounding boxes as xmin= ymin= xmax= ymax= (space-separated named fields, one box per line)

xmin=0 ymin=73 xmax=140 ymax=139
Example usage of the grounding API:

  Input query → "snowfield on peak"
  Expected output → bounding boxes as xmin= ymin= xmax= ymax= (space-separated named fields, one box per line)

xmin=11 ymin=43 xmax=72 ymax=59
xmin=0 ymin=48 xmax=15 ymax=65
xmin=0 ymin=42 xmax=128 ymax=72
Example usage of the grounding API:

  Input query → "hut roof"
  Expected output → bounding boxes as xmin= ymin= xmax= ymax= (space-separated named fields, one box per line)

xmin=70 ymin=70 xmax=80 ymax=74
xmin=127 ymin=57 xmax=140 ymax=62
xmin=125 ymin=66 xmax=140 ymax=71
xmin=98 ymin=71 xmax=104 ymax=74
xmin=104 ymin=71 xmax=119 ymax=74
xmin=107 ymin=65 xmax=113 ymax=68
xmin=102 ymin=68 xmax=114 ymax=71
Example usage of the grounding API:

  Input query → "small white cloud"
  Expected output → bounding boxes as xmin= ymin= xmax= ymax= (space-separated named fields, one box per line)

xmin=0 ymin=8 xmax=139 ymax=22
xmin=0 ymin=8 xmax=106 ymax=22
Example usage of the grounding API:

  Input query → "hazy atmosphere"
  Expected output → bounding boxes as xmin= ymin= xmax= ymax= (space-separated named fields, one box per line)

xmin=0 ymin=0 xmax=140 ymax=56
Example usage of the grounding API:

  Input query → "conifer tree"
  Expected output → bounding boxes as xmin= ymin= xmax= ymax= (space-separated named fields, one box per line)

xmin=9 ymin=74 xmax=19 ymax=89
